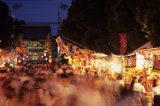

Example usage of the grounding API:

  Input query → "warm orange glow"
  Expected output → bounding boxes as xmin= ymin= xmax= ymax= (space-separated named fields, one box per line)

xmin=49 ymin=58 xmax=52 ymax=63
xmin=41 ymin=55 xmax=44 ymax=59
xmin=18 ymin=59 xmax=21 ymax=63
xmin=26 ymin=55 xmax=29 ymax=59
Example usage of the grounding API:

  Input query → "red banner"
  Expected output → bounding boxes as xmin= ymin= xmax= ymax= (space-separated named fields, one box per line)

xmin=120 ymin=33 xmax=127 ymax=55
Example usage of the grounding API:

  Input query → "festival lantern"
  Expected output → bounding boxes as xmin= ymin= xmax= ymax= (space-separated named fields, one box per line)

xmin=40 ymin=55 xmax=44 ymax=60
xmin=48 ymin=58 xmax=52 ymax=64
xmin=26 ymin=55 xmax=29 ymax=60
xmin=17 ymin=58 xmax=23 ymax=65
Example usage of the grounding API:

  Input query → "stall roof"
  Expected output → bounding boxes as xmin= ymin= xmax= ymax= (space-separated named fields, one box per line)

xmin=138 ymin=47 xmax=160 ymax=55
xmin=129 ymin=41 xmax=152 ymax=55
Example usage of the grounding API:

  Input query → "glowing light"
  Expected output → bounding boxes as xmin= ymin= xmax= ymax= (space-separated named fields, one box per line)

xmin=44 ymin=53 xmax=47 ymax=56
xmin=150 ymin=54 xmax=153 ymax=58
xmin=48 ymin=58 xmax=52 ymax=64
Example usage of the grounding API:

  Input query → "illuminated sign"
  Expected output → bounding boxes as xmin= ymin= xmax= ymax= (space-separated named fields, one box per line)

xmin=136 ymin=53 xmax=144 ymax=69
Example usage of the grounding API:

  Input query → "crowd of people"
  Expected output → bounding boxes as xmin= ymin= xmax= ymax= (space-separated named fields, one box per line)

xmin=0 ymin=63 xmax=159 ymax=106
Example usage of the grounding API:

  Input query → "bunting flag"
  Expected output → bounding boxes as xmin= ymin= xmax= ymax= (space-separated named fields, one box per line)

xmin=72 ymin=45 xmax=78 ymax=55
xmin=56 ymin=36 xmax=62 ymax=48
xmin=120 ymin=33 xmax=127 ymax=55
xmin=59 ymin=42 xmax=66 ymax=56
xmin=65 ymin=44 xmax=70 ymax=55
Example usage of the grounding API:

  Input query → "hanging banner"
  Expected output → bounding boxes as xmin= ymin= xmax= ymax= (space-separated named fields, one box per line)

xmin=120 ymin=33 xmax=127 ymax=55
xmin=56 ymin=36 xmax=62 ymax=48
xmin=136 ymin=53 xmax=144 ymax=69
xmin=125 ymin=54 xmax=136 ymax=68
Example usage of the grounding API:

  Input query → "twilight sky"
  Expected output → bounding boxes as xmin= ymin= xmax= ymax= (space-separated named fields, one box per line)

xmin=2 ymin=0 xmax=72 ymax=36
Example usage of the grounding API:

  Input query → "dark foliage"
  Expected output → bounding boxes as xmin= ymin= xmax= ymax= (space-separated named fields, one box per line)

xmin=59 ymin=0 xmax=150 ymax=54
xmin=0 ymin=1 xmax=13 ymax=49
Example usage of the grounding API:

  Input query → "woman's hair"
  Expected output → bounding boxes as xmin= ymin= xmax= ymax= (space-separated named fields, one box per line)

xmin=130 ymin=76 xmax=137 ymax=90
xmin=117 ymin=74 xmax=122 ymax=80
xmin=153 ymin=79 xmax=158 ymax=87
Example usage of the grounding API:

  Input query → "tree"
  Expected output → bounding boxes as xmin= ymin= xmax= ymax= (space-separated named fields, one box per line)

xmin=109 ymin=0 xmax=148 ymax=53
xmin=60 ymin=0 xmax=148 ymax=54
xmin=13 ymin=2 xmax=22 ymax=10
xmin=59 ymin=3 xmax=68 ymax=10
xmin=15 ymin=33 xmax=23 ymax=47
xmin=136 ymin=0 xmax=160 ymax=47
xmin=0 ymin=1 xmax=14 ymax=49
xmin=13 ymin=19 xmax=25 ymax=47
xmin=44 ymin=33 xmax=55 ymax=57
xmin=60 ymin=0 xmax=110 ymax=53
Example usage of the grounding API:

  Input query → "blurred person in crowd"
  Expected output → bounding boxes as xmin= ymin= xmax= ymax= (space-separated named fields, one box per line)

xmin=117 ymin=74 xmax=125 ymax=87
xmin=116 ymin=74 xmax=127 ymax=100
xmin=18 ymin=80 xmax=31 ymax=106
xmin=132 ymin=77 xmax=146 ymax=106
xmin=29 ymin=78 xmax=51 ymax=106
xmin=94 ymin=71 xmax=99 ymax=79
xmin=4 ymin=84 xmax=18 ymax=106
xmin=129 ymin=76 xmax=137 ymax=97
xmin=151 ymin=79 xmax=160 ymax=106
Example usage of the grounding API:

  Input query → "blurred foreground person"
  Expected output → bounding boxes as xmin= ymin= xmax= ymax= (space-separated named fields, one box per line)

xmin=132 ymin=77 xmax=146 ymax=106
xmin=18 ymin=80 xmax=31 ymax=106
xmin=151 ymin=79 xmax=160 ymax=106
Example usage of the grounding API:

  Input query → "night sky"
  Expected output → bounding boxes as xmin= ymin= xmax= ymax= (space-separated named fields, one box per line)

xmin=2 ymin=0 xmax=72 ymax=36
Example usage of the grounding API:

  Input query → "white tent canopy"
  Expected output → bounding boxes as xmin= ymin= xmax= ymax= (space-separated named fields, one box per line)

xmin=129 ymin=41 xmax=152 ymax=55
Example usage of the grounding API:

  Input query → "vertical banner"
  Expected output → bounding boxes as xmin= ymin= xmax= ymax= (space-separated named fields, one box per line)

xmin=56 ymin=36 xmax=62 ymax=48
xmin=72 ymin=45 xmax=78 ymax=55
xmin=120 ymin=33 xmax=127 ymax=55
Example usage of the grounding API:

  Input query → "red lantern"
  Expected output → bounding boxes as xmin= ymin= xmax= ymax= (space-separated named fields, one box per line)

xmin=40 ymin=55 xmax=44 ymax=60
xmin=17 ymin=58 xmax=23 ymax=65
xmin=26 ymin=55 xmax=29 ymax=60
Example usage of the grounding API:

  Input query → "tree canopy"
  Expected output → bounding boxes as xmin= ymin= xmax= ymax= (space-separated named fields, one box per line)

xmin=0 ymin=1 xmax=14 ymax=49
xmin=0 ymin=1 xmax=25 ymax=49
xmin=136 ymin=0 xmax=160 ymax=47
xmin=59 ymin=0 xmax=153 ymax=54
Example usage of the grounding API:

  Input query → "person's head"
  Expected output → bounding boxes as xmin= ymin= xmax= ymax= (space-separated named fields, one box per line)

xmin=131 ymin=76 xmax=137 ymax=84
xmin=117 ymin=74 xmax=122 ymax=80
xmin=138 ymin=77 xmax=143 ymax=83
xmin=34 ymin=78 xmax=45 ymax=88
xmin=22 ymin=80 xmax=30 ymax=89
xmin=94 ymin=71 xmax=97 ymax=75
xmin=153 ymin=79 xmax=160 ymax=87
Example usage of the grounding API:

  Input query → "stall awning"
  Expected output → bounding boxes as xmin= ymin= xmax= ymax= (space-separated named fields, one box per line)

xmin=125 ymin=67 xmax=143 ymax=71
